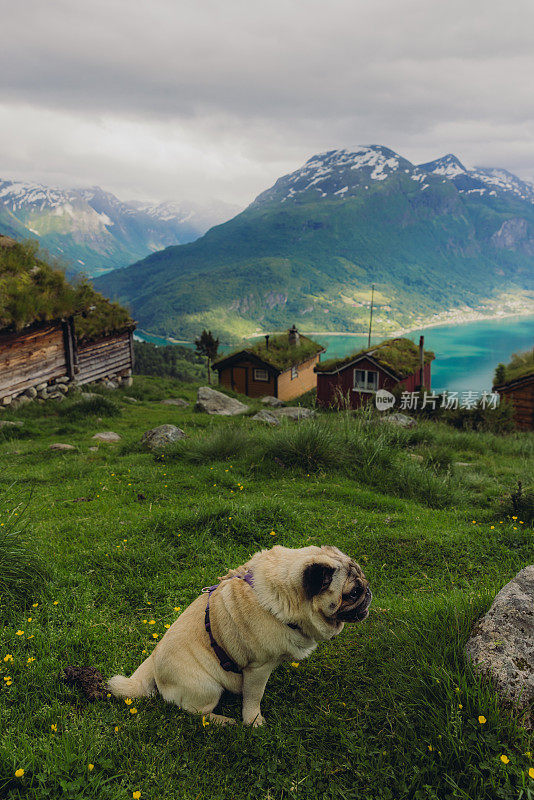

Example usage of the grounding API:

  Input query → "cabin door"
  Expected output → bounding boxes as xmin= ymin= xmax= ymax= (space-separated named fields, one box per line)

xmin=232 ymin=367 xmax=248 ymax=395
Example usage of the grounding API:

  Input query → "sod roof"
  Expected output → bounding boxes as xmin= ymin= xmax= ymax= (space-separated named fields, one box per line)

xmin=495 ymin=348 xmax=534 ymax=386
xmin=0 ymin=236 xmax=134 ymax=342
xmin=315 ymin=337 xmax=435 ymax=379
xmin=213 ymin=331 xmax=324 ymax=372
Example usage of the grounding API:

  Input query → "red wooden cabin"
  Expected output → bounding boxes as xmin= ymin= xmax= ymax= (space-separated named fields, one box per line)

xmin=315 ymin=336 xmax=434 ymax=409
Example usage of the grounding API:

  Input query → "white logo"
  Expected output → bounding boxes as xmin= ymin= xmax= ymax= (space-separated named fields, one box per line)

xmin=375 ymin=389 xmax=396 ymax=411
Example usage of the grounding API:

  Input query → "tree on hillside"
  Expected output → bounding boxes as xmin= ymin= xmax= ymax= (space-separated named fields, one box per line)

xmin=195 ymin=329 xmax=219 ymax=384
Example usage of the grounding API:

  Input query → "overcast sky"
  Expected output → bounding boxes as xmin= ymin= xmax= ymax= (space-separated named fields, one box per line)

xmin=2 ymin=0 xmax=534 ymax=211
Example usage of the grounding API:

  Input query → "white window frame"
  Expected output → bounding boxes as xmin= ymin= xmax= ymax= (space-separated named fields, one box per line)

xmin=253 ymin=368 xmax=269 ymax=382
xmin=353 ymin=368 xmax=379 ymax=392
xmin=291 ymin=365 xmax=298 ymax=380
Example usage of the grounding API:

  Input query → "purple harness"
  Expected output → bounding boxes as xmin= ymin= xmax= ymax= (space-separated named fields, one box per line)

xmin=202 ymin=570 xmax=255 ymax=674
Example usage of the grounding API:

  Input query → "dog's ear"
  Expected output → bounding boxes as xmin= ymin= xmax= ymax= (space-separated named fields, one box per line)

xmin=303 ymin=562 xmax=336 ymax=599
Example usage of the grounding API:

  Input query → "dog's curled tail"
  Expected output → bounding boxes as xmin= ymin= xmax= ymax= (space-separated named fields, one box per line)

xmin=107 ymin=655 xmax=156 ymax=699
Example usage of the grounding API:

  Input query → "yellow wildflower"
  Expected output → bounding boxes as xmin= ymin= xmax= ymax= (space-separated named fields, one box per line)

xmin=478 ymin=715 xmax=486 ymax=724
xmin=6 ymin=680 xmax=12 ymax=686
xmin=270 ymin=531 xmax=276 ymax=536
xmin=202 ymin=716 xmax=209 ymax=727
xmin=53 ymin=601 xmax=59 ymax=605
xmin=51 ymin=724 xmax=57 ymax=732
xmin=529 ymin=767 xmax=534 ymax=779
xmin=152 ymin=633 xmax=159 ymax=639
xmin=133 ymin=792 xmax=142 ymax=799
xmin=290 ymin=662 xmax=299 ymax=668
xmin=27 ymin=657 xmax=35 ymax=664
xmin=458 ymin=704 xmax=463 ymax=709
xmin=164 ymin=624 xmax=170 ymax=629
xmin=15 ymin=769 xmax=24 ymax=778
xmin=27 ymin=618 xmax=32 ymax=622
xmin=125 ymin=698 xmax=132 ymax=705
xmin=500 ymin=755 xmax=509 ymax=764
xmin=130 ymin=707 xmax=137 ymax=715
xmin=88 ymin=763 xmax=94 ymax=771
xmin=148 ymin=620 xmax=155 ymax=625
xmin=15 ymin=630 xmax=24 ymax=636
xmin=174 ymin=607 xmax=181 ymax=612
xmin=32 ymin=603 xmax=38 ymax=608
xmin=512 ymin=516 xmax=517 ymax=520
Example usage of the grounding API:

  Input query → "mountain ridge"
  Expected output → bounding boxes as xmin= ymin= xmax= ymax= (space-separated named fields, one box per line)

xmin=0 ymin=178 xmax=237 ymax=276
xmin=93 ymin=144 xmax=534 ymax=340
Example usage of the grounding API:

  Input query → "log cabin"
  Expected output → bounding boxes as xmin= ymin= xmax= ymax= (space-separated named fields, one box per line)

xmin=0 ymin=234 xmax=135 ymax=405
xmin=212 ymin=326 xmax=325 ymax=401
xmin=493 ymin=349 xmax=534 ymax=431
xmin=314 ymin=336 xmax=434 ymax=409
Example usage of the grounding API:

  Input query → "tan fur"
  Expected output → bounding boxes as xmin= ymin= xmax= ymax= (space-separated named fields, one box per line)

xmin=108 ymin=545 xmax=370 ymax=726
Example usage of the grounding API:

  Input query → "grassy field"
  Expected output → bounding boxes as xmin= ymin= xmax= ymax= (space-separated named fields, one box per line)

xmin=0 ymin=377 xmax=533 ymax=800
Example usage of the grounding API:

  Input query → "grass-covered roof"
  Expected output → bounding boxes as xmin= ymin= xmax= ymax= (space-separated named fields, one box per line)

xmin=213 ymin=331 xmax=324 ymax=372
xmin=315 ymin=337 xmax=435 ymax=378
xmin=0 ymin=236 xmax=134 ymax=342
xmin=494 ymin=348 xmax=534 ymax=386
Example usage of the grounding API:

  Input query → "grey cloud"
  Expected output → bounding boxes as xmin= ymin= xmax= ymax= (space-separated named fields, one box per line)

xmin=1 ymin=0 xmax=534 ymax=206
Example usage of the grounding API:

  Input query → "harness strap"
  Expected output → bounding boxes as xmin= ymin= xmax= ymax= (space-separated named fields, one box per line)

xmin=203 ymin=570 xmax=254 ymax=674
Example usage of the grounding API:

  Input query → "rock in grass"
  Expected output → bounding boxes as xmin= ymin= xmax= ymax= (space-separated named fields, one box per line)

xmin=161 ymin=398 xmax=190 ymax=407
xmin=123 ymin=396 xmax=138 ymax=403
xmin=49 ymin=443 xmax=76 ymax=451
xmin=465 ymin=565 xmax=534 ymax=719
xmin=273 ymin=407 xmax=315 ymax=421
xmin=261 ymin=396 xmax=284 ymax=408
xmin=252 ymin=409 xmax=280 ymax=425
xmin=0 ymin=420 xmax=23 ymax=428
xmin=141 ymin=424 xmax=186 ymax=450
xmin=195 ymin=386 xmax=248 ymax=416
xmin=92 ymin=431 xmax=121 ymax=443
xmin=382 ymin=413 xmax=416 ymax=428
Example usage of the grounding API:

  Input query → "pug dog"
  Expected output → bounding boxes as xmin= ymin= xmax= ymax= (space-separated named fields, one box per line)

xmin=108 ymin=545 xmax=371 ymax=726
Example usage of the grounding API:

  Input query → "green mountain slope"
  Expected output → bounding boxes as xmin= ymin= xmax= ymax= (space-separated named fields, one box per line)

xmin=94 ymin=146 xmax=534 ymax=340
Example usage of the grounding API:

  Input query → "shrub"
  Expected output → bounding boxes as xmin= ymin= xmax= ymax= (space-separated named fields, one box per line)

xmin=0 ymin=492 xmax=47 ymax=611
xmin=59 ymin=395 xmax=121 ymax=420
xmin=260 ymin=418 xmax=346 ymax=472
xmin=167 ymin=425 xmax=254 ymax=464
xmin=499 ymin=481 xmax=534 ymax=524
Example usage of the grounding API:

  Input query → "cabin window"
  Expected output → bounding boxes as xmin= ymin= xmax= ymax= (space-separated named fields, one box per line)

xmin=253 ymin=368 xmax=269 ymax=382
xmin=291 ymin=365 xmax=298 ymax=380
xmin=353 ymin=369 xmax=378 ymax=392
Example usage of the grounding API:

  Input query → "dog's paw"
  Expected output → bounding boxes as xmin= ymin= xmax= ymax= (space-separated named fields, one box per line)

xmin=243 ymin=712 xmax=265 ymax=727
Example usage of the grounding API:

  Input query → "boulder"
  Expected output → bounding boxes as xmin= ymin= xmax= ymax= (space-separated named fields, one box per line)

xmin=57 ymin=384 xmax=69 ymax=395
xmin=273 ymin=407 xmax=315 ymax=421
xmin=252 ymin=410 xmax=280 ymax=425
xmin=2 ymin=396 xmax=12 ymax=406
xmin=383 ymin=413 xmax=416 ymax=428
xmin=81 ymin=392 xmax=100 ymax=401
xmin=49 ymin=443 xmax=76 ymax=451
xmin=24 ymin=387 xmax=38 ymax=399
xmin=92 ymin=431 xmax=121 ymax=443
xmin=141 ymin=424 xmax=186 ymax=450
xmin=47 ymin=393 xmax=64 ymax=402
xmin=465 ymin=565 xmax=534 ymax=717
xmin=0 ymin=420 xmax=23 ymax=428
xmin=407 ymin=453 xmax=423 ymax=462
xmin=261 ymin=396 xmax=284 ymax=408
xmin=161 ymin=398 xmax=190 ymax=407
xmin=14 ymin=395 xmax=32 ymax=405
xmin=55 ymin=376 xmax=70 ymax=384
xmin=123 ymin=396 xmax=138 ymax=403
xmin=195 ymin=386 xmax=249 ymax=416
xmin=122 ymin=377 xmax=133 ymax=388
xmin=35 ymin=382 xmax=48 ymax=391
xmin=103 ymin=380 xmax=119 ymax=390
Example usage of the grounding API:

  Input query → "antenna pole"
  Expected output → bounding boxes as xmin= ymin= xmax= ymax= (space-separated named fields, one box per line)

xmin=367 ymin=283 xmax=375 ymax=348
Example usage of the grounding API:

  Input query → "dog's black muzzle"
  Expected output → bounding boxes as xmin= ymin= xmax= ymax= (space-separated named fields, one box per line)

xmin=337 ymin=585 xmax=372 ymax=622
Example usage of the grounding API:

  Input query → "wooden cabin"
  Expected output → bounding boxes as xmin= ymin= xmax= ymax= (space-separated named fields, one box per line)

xmin=212 ymin=326 xmax=325 ymax=401
xmin=315 ymin=336 xmax=434 ymax=409
xmin=0 ymin=318 xmax=135 ymax=405
xmin=493 ymin=350 xmax=534 ymax=431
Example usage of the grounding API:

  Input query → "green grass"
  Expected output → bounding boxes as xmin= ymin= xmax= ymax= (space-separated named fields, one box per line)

xmin=0 ymin=377 xmax=533 ymax=800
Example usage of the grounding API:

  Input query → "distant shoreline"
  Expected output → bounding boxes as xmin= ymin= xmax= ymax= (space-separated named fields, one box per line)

xmin=243 ymin=307 xmax=534 ymax=340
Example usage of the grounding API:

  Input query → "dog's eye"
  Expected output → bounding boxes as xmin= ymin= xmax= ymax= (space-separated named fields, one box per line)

xmin=348 ymin=581 xmax=363 ymax=599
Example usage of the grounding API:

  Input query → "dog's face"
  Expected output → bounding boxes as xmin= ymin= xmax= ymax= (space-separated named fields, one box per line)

xmin=302 ymin=546 xmax=372 ymax=625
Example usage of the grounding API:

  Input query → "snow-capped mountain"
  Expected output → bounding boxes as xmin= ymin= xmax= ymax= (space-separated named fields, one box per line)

xmin=95 ymin=143 xmax=534 ymax=341
xmin=0 ymin=179 xmax=235 ymax=275
xmin=253 ymin=144 xmax=534 ymax=207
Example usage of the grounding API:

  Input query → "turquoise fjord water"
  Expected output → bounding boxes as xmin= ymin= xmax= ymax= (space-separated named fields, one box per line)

xmin=135 ymin=315 xmax=534 ymax=393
